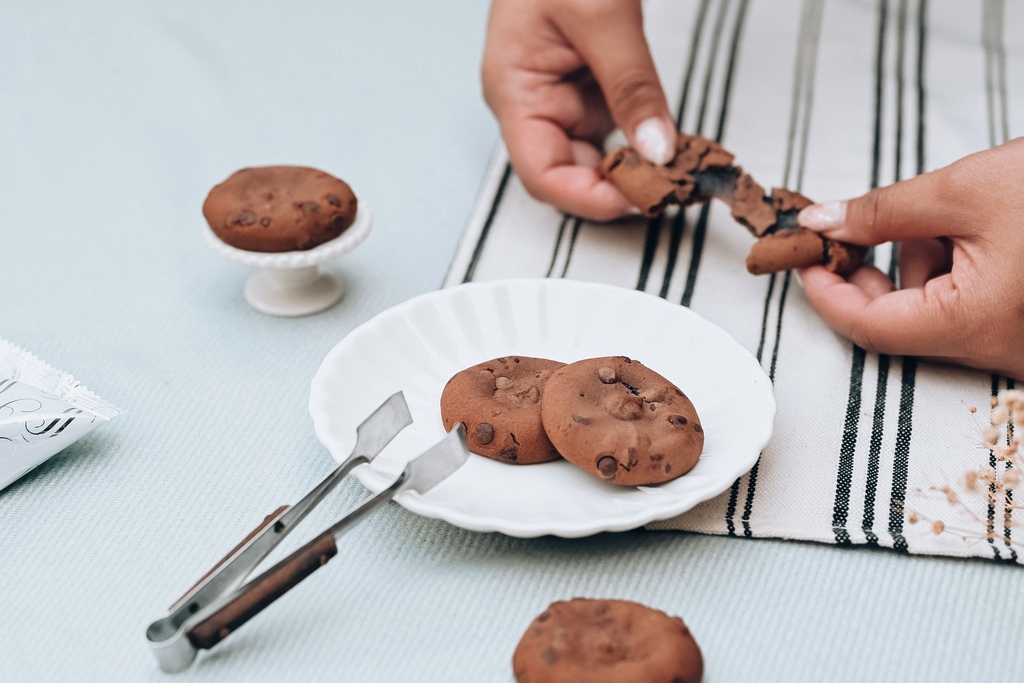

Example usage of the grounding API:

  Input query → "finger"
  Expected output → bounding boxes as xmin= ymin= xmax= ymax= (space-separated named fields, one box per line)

xmin=797 ymin=167 xmax=974 ymax=245
xmin=557 ymin=1 xmax=675 ymax=164
xmin=898 ymin=238 xmax=952 ymax=289
xmin=503 ymin=115 xmax=633 ymax=221
xmin=799 ymin=265 xmax=965 ymax=357
xmin=562 ymin=69 xmax=617 ymax=145
xmin=846 ymin=264 xmax=895 ymax=299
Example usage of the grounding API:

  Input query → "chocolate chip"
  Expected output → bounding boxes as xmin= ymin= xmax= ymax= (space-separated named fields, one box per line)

xmin=668 ymin=414 xmax=688 ymax=427
xmin=598 ymin=367 xmax=617 ymax=384
xmin=495 ymin=376 xmax=511 ymax=390
xmin=260 ymin=217 xmax=271 ymax=227
xmin=626 ymin=448 xmax=638 ymax=468
xmin=299 ymin=201 xmax=319 ymax=212
xmin=572 ymin=415 xmax=590 ymax=425
xmin=541 ymin=649 xmax=558 ymax=665
xmin=693 ymin=423 xmax=703 ymax=433
xmin=328 ymin=215 xmax=347 ymax=235
xmin=537 ymin=611 xmax=551 ymax=622
xmin=619 ymin=356 xmax=633 ymax=363
xmin=474 ymin=423 xmax=494 ymax=445
xmin=596 ymin=603 xmax=609 ymax=615
xmin=597 ymin=456 xmax=618 ymax=479
xmin=651 ymin=453 xmax=664 ymax=462
xmin=326 ymin=193 xmax=342 ymax=207
xmin=499 ymin=446 xmax=518 ymax=462
xmin=234 ymin=211 xmax=256 ymax=226
xmin=665 ymin=463 xmax=673 ymax=473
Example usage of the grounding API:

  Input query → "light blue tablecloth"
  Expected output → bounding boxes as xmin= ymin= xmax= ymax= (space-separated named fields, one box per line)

xmin=1 ymin=2 xmax=1020 ymax=681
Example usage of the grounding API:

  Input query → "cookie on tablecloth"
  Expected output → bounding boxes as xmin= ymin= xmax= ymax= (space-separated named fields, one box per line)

xmin=513 ymin=598 xmax=703 ymax=683
xmin=540 ymin=356 xmax=703 ymax=485
xmin=440 ymin=356 xmax=565 ymax=465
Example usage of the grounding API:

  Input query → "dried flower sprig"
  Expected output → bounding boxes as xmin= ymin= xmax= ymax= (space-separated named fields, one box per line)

xmin=906 ymin=389 xmax=1023 ymax=552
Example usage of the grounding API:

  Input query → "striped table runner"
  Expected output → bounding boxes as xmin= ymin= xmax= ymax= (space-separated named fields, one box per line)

xmin=445 ymin=0 xmax=1023 ymax=563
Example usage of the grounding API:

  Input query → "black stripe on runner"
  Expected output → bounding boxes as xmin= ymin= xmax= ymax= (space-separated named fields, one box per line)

xmin=461 ymin=163 xmax=512 ymax=283
xmin=545 ymin=214 xmax=572 ymax=278
xmin=680 ymin=0 xmax=750 ymax=308
xmin=737 ymin=0 xmax=825 ymax=535
xmin=864 ymin=0 xmax=906 ymax=545
xmin=992 ymin=2 xmax=1017 ymax=561
xmin=729 ymin=272 xmax=774 ymax=540
xmin=1003 ymin=378 xmax=1018 ymax=561
xmin=676 ymin=0 xmax=713 ymax=132
xmin=659 ymin=218 xmax=686 ymax=299
xmin=887 ymin=357 xmax=916 ymax=551
xmin=833 ymin=347 xmax=867 ymax=544
xmin=885 ymin=0 xmax=927 ymax=552
xmin=636 ymin=217 xmax=662 ymax=290
xmin=831 ymin=0 xmax=888 ymax=544
xmin=559 ymin=218 xmax=584 ymax=278
xmin=672 ymin=0 xmax=731 ymax=307
xmin=637 ymin=0 xmax=712 ymax=295
xmin=986 ymin=374 xmax=1002 ymax=559
xmin=740 ymin=271 xmax=793 ymax=536
xmin=861 ymin=355 xmax=890 ymax=545
xmin=982 ymin=0 xmax=1010 ymax=561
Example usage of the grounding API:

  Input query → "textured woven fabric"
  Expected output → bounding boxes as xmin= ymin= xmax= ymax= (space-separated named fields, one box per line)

xmin=447 ymin=0 xmax=1024 ymax=562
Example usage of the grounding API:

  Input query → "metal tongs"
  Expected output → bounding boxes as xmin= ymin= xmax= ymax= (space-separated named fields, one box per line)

xmin=145 ymin=392 xmax=468 ymax=673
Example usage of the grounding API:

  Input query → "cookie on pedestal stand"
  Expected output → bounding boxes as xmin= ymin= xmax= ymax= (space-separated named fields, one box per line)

xmin=202 ymin=166 xmax=372 ymax=317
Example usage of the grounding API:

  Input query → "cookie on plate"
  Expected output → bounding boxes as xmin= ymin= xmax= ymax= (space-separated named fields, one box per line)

xmin=440 ymin=356 xmax=565 ymax=465
xmin=203 ymin=166 xmax=357 ymax=252
xmin=513 ymin=598 xmax=703 ymax=683
xmin=540 ymin=356 xmax=703 ymax=485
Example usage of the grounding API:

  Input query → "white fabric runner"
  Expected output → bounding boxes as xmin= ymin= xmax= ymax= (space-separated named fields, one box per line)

xmin=445 ymin=0 xmax=1023 ymax=562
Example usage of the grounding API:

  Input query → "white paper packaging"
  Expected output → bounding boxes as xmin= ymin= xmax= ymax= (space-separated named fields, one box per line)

xmin=0 ymin=337 xmax=121 ymax=490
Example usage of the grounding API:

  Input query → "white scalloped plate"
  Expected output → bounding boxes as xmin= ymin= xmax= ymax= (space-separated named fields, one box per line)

xmin=309 ymin=279 xmax=775 ymax=538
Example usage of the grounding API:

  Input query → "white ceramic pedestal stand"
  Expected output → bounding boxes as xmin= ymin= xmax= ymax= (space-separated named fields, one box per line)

xmin=204 ymin=206 xmax=373 ymax=317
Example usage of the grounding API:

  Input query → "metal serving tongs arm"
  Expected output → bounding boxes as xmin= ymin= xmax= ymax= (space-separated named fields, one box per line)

xmin=185 ymin=423 xmax=469 ymax=653
xmin=146 ymin=391 xmax=414 ymax=672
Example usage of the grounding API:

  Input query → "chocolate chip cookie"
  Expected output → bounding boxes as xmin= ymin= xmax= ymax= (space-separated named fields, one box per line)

xmin=513 ymin=599 xmax=703 ymax=683
xmin=600 ymin=134 xmax=867 ymax=275
xmin=540 ymin=356 xmax=703 ymax=485
xmin=440 ymin=356 xmax=565 ymax=465
xmin=203 ymin=166 xmax=357 ymax=252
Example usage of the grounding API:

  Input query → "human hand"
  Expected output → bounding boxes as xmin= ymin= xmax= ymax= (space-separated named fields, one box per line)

xmin=797 ymin=138 xmax=1024 ymax=380
xmin=481 ymin=0 xmax=675 ymax=221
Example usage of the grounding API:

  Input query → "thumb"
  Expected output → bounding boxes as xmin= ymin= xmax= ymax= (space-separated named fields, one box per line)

xmin=559 ymin=2 xmax=675 ymax=164
xmin=797 ymin=168 xmax=970 ymax=245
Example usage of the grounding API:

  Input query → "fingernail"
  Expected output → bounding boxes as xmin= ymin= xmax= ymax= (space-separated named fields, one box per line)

xmin=799 ymin=201 xmax=847 ymax=230
xmin=634 ymin=117 xmax=674 ymax=165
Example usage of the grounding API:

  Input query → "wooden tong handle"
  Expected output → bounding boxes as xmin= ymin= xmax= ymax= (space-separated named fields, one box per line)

xmin=172 ymin=505 xmax=290 ymax=608
xmin=187 ymin=530 xmax=338 ymax=650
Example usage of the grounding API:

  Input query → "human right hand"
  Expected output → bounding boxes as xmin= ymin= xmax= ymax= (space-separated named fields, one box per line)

xmin=797 ymin=138 xmax=1024 ymax=380
xmin=481 ymin=0 xmax=675 ymax=221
